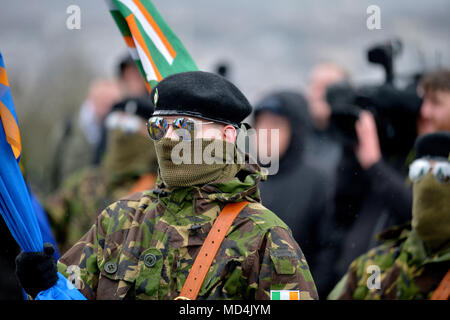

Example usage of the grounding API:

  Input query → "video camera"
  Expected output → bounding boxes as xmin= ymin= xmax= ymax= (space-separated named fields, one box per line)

xmin=326 ymin=39 xmax=423 ymax=159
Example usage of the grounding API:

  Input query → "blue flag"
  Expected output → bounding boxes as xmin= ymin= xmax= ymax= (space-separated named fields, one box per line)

xmin=28 ymin=182 xmax=61 ymax=260
xmin=0 ymin=51 xmax=85 ymax=300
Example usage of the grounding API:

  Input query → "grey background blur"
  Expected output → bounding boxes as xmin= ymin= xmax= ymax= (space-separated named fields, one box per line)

xmin=0 ymin=0 xmax=449 ymax=189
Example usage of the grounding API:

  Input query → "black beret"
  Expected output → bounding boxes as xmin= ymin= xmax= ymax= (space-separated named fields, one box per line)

xmin=415 ymin=131 xmax=450 ymax=159
xmin=110 ymin=96 xmax=154 ymax=120
xmin=150 ymin=71 xmax=252 ymax=127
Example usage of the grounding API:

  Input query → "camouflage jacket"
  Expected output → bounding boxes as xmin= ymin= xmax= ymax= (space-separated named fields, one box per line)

xmin=328 ymin=224 xmax=450 ymax=300
xmin=57 ymin=164 xmax=318 ymax=300
xmin=45 ymin=166 xmax=154 ymax=253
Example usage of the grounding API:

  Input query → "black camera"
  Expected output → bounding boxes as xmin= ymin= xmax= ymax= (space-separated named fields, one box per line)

xmin=327 ymin=39 xmax=422 ymax=159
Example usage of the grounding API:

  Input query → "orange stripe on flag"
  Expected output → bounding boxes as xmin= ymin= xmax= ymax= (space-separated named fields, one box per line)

xmin=123 ymin=36 xmax=136 ymax=48
xmin=145 ymin=82 xmax=152 ymax=94
xmin=131 ymin=0 xmax=176 ymax=60
xmin=0 ymin=101 xmax=22 ymax=159
xmin=126 ymin=14 xmax=162 ymax=82
xmin=289 ymin=291 xmax=299 ymax=300
xmin=0 ymin=66 xmax=10 ymax=87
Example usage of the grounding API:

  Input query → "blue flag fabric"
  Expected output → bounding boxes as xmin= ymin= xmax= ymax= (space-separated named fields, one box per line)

xmin=36 ymin=272 xmax=86 ymax=300
xmin=0 ymin=51 xmax=85 ymax=300
xmin=28 ymin=183 xmax=61 ymax=260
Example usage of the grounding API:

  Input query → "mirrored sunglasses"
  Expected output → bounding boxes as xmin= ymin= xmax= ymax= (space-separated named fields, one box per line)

xmin=409 ymin=158 xmax=450 ymax=184
xmin=146 ymin=116 xmax=214 ymax=141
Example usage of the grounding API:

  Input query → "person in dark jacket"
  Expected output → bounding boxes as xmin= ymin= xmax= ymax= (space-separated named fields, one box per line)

xmin=253 ymin=91 xmax=332 ymax=297
xmin=318 ymin=110 xmax=413 ymax=297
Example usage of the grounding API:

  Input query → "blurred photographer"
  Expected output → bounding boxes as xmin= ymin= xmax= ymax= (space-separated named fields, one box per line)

xmin=316 ymin=108 xmax=414 ymax=296
xmin=316 ymin=40 xmax=424 ymax=296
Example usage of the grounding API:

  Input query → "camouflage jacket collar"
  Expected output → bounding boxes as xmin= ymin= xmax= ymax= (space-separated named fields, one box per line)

xmin=195 ymin=163 xmax=264 ymax=204
xmin=402 ymin=230 xmax=450 ymax=266
xmin=377 ymin=223 xmax=450 ymax=266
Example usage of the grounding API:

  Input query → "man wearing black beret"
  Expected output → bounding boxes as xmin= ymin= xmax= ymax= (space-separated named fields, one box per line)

xmin=16 ymin=71 xmax=318 ymax=300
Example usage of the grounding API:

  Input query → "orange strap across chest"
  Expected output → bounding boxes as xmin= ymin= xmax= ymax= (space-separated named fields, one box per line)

xmin=430 ymin=269 xmax=450 ymax=300
xmin=175 ymin=201 xmax=249 ymax=300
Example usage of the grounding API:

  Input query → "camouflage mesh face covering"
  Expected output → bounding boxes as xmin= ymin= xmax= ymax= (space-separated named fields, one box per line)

xmin=155 ymin=138 xmax=244 ymax=188
xmin=102 ymin=129 xmax=157 ymax=180
xmin=412 ymin=171 xmax=450 ymax=251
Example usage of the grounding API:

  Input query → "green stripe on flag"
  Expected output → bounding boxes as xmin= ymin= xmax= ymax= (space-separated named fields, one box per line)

xmin=107 ymin=0 xmax=198 ymax=92
xmin=270 ymin=290 xmax=300 ymax=300
xmin=271 ymin=291 xmax=281 ymax=300
xmin=110 ymin=10 xmax=132 ymax=37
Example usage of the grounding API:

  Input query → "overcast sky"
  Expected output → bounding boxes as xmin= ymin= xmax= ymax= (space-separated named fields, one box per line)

xmin=1 ymin=0 xmax=449 ymax=104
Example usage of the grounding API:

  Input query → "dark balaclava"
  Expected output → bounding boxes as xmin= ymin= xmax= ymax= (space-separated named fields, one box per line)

xmin=103 ymin=129 xmax=157 ymax=182
xmin=411 ymin=132 xmax=450 ymax=251
xmin=412 ymin=169 xmax=450 ymax=250
xmin=155 ymin=138 xmax=244 ymax=189
xmin=102 ymin=97 xmax=157 ymax=182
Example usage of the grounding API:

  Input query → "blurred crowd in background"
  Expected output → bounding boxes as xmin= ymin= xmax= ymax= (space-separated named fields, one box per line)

xmin=0 ymin=1 xmax=449 ymax=300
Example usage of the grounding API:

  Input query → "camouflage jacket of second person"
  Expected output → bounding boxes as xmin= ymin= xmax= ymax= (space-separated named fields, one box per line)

xmin=57 ymin=163 xmax=318 ymax=300
xmin=328 ymin=224 xmax=450 ymax=300
xmin=45 ymin=166 xmax=156 ymax=253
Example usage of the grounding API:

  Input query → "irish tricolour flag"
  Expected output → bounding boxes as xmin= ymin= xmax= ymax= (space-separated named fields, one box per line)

xmin=106 ymin=0 xmax=198 ymax=93
xmin=270 ymin=290 xmax=301 ymax=300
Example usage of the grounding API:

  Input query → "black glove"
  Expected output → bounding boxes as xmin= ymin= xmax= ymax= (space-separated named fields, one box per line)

xmin=15 ymin=243 xmax=58 ymax=298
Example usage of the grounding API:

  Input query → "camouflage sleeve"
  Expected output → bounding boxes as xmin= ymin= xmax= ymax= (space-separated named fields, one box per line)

xmin=328 ymin=249 xmax=386 ymax=300
xmin=57 ymin=209 xmax=107 ymax=300
xmin=328 ymin=240 xmax=400 ymax=300
xmin=250 ymin=226 xmax=319 ymax=300
xmin=328 ymin=252 xmax=380 ymax=300
xmin=327 ymin=264 xmax=359 ymax=300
